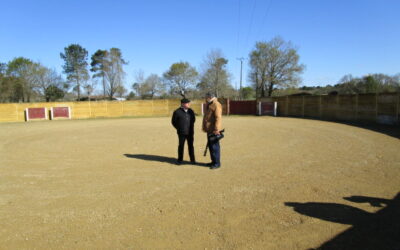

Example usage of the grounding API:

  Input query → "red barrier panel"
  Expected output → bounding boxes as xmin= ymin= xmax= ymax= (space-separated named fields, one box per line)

xmin=259 ymin=101 xmax=277 ymax=116
xmin=26 ymin=108 xmax=47 ymax=121
xmin=229 ymin=100 xmax=257 ymax=115
xmin=51 ymin=107 xmax=71 ymax=119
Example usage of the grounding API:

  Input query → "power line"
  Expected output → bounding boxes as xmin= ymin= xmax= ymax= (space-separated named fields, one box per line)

xmin=244 ymin=0 xmax=257 ymax=53
xmin=235 ymin=0 xmax=241 ymax=58
xmin=256 ymin=0 xmax=273 ymax=40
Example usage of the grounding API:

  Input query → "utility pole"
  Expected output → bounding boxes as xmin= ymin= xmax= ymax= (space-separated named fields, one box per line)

xmin=236 ymin=57 xmax=245 ymax=100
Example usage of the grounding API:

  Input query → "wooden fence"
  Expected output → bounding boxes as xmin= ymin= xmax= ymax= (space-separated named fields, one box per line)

xmin=0 ymin=99 xmax=205 ymax=123
xmin=229 ymin=100 xmax=257 ymax=115
xmin=0 ymin=94 xmax=398 ymax=125
xmin=266 ymin=93 xmax=400 ymax=125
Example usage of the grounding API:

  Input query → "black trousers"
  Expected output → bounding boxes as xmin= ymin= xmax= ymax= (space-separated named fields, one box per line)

xmin=178 ymin=134 xmax=195 ymax=162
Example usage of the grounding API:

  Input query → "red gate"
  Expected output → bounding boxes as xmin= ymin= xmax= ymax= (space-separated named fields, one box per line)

xmin=229 ymin=100 xmax=257 ymax=115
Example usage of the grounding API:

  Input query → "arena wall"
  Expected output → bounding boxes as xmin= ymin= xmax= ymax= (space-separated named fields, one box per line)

xmin=0 ymin=94 xmax=398 ymax=125
xmin=0 ymin=99 xmax=205 ymax=123
xmin=269 ymin=93 xmax=399 ymax=125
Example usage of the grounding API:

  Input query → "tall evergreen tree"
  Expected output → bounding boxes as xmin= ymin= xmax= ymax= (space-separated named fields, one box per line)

xmin=60 ymin=44 xmax=89 ymax=100
xmin=90 ymin=49 xmax=108 ymax=97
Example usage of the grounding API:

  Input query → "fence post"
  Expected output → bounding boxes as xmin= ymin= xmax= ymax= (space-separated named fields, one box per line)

xmin=286 ymin=96 xmax=289 ymax=116
xmin=227 ymin=98 xmax=230 ymax=115
xmin=375 ymin=93 xmax=379 ymax=122
xmin=397 ymin=93 xmax=399 ymax=125
xmin=355 ymin=94 xmax=358 ymax=121
xmin=336 ymin=95 xmax=339 ymax=119
xmin=89 ymin=100 xmax=92 ymax=118
xmin=166 ymin=99 xmax=169 ymax=115
xmin=15 ymin=103 xmax=19 ymax=121
xmin=319 ymin=95 xmax=322 ymax=118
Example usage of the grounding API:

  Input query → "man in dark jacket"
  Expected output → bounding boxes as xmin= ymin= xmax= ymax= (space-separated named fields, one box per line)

xmin=171 ymin=98 xmax=196 ymax=165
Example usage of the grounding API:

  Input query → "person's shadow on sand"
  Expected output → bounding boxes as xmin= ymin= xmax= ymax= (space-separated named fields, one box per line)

xmin=285 ymin=193 xmax=400 ymax=249
xmin=124 ymin=154 xmax=209 ymax=167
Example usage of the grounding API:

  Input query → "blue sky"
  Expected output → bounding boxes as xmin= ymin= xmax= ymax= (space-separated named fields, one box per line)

xmin=1 ymin=0 xmax=399 ymax=92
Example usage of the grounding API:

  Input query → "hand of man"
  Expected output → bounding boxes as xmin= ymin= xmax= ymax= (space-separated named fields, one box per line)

xmin=213 ymin=130 xmax=220 ymax=135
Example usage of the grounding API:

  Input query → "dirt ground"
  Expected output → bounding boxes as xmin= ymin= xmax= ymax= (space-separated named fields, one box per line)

xmin=0 ymin=116 xmax=399 ymax=249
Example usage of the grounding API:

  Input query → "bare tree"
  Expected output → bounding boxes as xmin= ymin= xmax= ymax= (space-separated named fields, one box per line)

xmin=132 ymin=69 xmax=145 ymax=98
xmin=115 ymin=85 xmax=127 ymax=98
xmin=104 ymin=48 xmax=127 ymax=100
xmin=198 ymin=49 xmax=233 ymax=97
xmin=32 ymin=65 xmax=65 ymax=101
xmin=132 ymin=72 xmax=165 ymax=99
xmin=249 ymin=37 xmax=305 ymax=97
xmin=142 ymin=74 xmax=164 ymax=98
xmin=163 ymin=61 xmax=198 ymax=98
xmin=83 ymin=78 xmax=98 ymax=100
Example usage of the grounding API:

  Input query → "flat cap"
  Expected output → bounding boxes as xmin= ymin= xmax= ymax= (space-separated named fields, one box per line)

xmin=180 ymin=98 xmax=191 ymax=103
xmin=205 ymin=92 xmax=215 ymax=98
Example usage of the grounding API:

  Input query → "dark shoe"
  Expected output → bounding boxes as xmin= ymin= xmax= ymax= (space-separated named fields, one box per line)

xmin=210 ymin=164 xmax=221 ymax=169
xmin=176 ymin=160 xmax=182 ymax=165
xmin=206 ymin=162 xmax=214 ymax=167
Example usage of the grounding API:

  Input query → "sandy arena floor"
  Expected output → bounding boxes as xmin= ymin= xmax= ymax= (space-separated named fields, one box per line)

xmin=0 ymin=116 xmax=399 ymax=249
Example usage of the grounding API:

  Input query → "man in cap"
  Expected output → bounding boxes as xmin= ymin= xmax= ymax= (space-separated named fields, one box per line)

xmin=202 ymin=92 xmax=223 ymax=169
xmin=171 ymin=98 xmax=196 ymax=165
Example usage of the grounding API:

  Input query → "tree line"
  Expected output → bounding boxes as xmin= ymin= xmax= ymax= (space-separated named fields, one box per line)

xmin=272 ymin=73 xmax=400 ymax=97
xmin=0 ymin=45 xmax=237 ymax=102
xmin=1 ymin=36 xmax=398 ymax=103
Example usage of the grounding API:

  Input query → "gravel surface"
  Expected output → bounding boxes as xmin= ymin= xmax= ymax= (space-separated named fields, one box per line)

xmin=1 ymin=116 xmax=399 ymax=249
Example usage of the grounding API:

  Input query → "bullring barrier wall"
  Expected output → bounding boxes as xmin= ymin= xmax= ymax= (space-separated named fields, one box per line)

xmin=0 ymin=99 xmax=229 ymax=123
xmin=0 ymin=94 xmax=398 ymax=125
xmin=267 ymin=93 xmax=400 ymax=125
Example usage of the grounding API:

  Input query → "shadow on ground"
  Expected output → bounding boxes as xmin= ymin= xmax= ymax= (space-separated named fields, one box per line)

xmin=285 ymin=193 xmax=400 ymax=250
xmin=343 ymin=122 xmax=400 ymax=139
xmin=281 ymin=117 xmax=400 ymax=139
xmin=124 ymin=154 xmax=209 ymax=167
